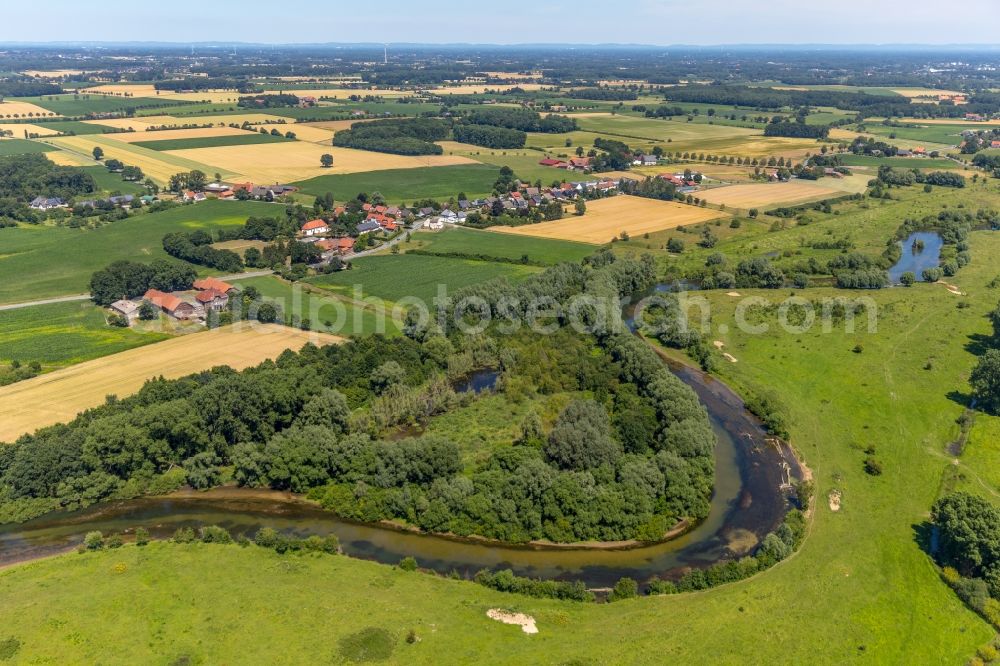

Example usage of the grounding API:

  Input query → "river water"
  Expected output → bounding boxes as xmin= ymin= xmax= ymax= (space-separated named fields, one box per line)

xmin=0 ymin=287 xmax=803 ymax=587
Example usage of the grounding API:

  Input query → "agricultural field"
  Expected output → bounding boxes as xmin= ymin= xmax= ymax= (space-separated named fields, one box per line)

xmin=306 ymin=254 xmax=541 ymax=305
xmin=408 ymin=227 xmax=595 ymax=265
xmin=0 ymin=122 xmax=63 ymax=137
xmin=0 ymin=138 xmax=54 ymax=156
xmin=0 ymin=200 xmax=276 ymax=304
xmin=41 ymin=134 xmax=233 ymax=183
xmin=490 ymin=196 xmax=725 ymax=244
xmin=0 ymin=324 xmax=341 ymax=443
xmin=277 ymin=123 xmax=336 ymax=143
xmin=132 ymin=132 xmax=292 ymax=152
xmin=293 ymin=164 xmax=503 ymax=201
xmin=0 ymin=100 xmax=59 ymax=118
xmin=108 ymin=126 xmax=250 ymax=144
xmin=836 ymin=154 xmax=960 ymax=169
xmin=699 ymin=180 xmax=858 ymax=210
xmin=165 ymin=142 xmax=477 ymax=183
xmin=0 ymin=300 xmax=170 ymax=369
xmin=15 ymin=94 xmax=182 ymax=117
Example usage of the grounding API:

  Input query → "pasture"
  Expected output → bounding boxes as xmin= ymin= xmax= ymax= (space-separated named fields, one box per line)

xmin=165 ymin=142 xmax=477 ymax=183
xmin=409 ymin=227 xmax=595 ymax=265
xmin=306 ymin=254 xmax=541 ymax=305
xmin=0 ymin=324 xmax=341 ymax=443
xmin=0 ymin=300 xmax=169 ymax=369
xmin=293 ymin=164 xmax=503 ymax=201
xmin=0 ymin=200 xmax=276 ymax=304
xmin=490 ymin=196 xmax=725 ymax=244
xmin=0 ymin=139 xmax=54 ymax=156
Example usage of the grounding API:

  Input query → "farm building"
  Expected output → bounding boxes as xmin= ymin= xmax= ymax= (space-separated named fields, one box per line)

xmin=193 ymin=277 xmax=235 ymax=294
xmin=109 ymin=299 xmax=140 ymax=322
xmin=143 ymin=289 xmax=198 ymax=320
xmin=29 ymin=196 xmax=66 ymax=210
xmin=196 ymin=289 xmax=229 ymax=312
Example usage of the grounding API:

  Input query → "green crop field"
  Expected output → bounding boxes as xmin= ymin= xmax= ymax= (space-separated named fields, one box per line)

xmin=29 ymin=120 xmax=109 ymax=135
xmin=306 ymin=254 xmax=540 ymax=304
xmin=232 ymin=275 xmax=401 ymax=337
xmin=132 ymin=132 xmax=293 ymax=151
xmin=18 ymin=95 xmax=187 ymax=117
xmin=293 ymin=164 xmax=503 ymax=202
xmin=81 ymin=166 xmax=148 ymax=195
xmin=136 ymin=102 xmax=243 ymax=117
xmin=859 ymin=122 xmax=967 ymax=147
xmin=409 ymin=228 xmax=594 ymax=265
xmin=0 ymin=138 xmax=54 ymax=156
xmin=836 ymin=154 xmax=960 ymax=169
xmin=0 ymin=301 xmax=169 ymax=368
xmin=0 ymin=200 xmax=275 ymax=304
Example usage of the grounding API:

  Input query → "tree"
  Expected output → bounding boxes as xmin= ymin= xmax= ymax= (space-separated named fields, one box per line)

xmin=370 ymin=361 xmax=406 ymax=394
xmin=545 ymin=400 xmax=621 ymax=471
xmin=900 ymin=271 xmax=916 ymax=287
xmin=320 ymin=154 xmax=334 ymax=168
xmin=574 ymin=199 xmax=587 ymax=216
xmin=971 ymin=349 xmax=1000 ymax=415
xmin=256 ymin=302 xmax=279 ymax=323
xmin=92 ymin=146 xmax=104 ymax=161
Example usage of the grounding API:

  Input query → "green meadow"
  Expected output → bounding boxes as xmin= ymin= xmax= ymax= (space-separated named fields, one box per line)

xmin=132 ymin=132 xmax=292 ymax=151
xmin=293 ymin=164 xmax=503 ymax=202
xmin=0 ymin=139 xmax=55 ymax=156
xmin=408 ymin=227 xmax=594 ymax=265
xmin=0 ymin=200 xmax=275 ymax=304
xmin=0 ymin=301 xmax=169 ymax=368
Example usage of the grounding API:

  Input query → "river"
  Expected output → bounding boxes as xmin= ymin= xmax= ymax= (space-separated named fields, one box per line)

xmin=0 ymin=287 xmax=803 ymax=588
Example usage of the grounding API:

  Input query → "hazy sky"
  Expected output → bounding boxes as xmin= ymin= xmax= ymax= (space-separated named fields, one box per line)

xmin=3 ymin=0 xmax=999 ymax=45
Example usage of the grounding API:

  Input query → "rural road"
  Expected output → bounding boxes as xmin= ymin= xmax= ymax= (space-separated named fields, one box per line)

xmin=0 ymin=270 xmax=276 ymax=312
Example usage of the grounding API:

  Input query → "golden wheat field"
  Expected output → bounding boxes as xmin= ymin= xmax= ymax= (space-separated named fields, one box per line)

xmin=277 ymin=123 xmax=336 ymax=144
xmin=699 ymin=181 xmax=839 ymax=209
xmin=42 ymin=135 xmax=233 ymax=183
xmin=44 ymin=150 xmax=96 ymax=166
xmin=490 ymin=195 xmax=726 ymax=244
xmin=0 ymin=122 xmax=63 ymax=137
xmin=0 ymin=325 xmax=342 ymax=443
xmin=166 ymin=142 xmax=478 ymax=182
xmin=108 ymin=126 xmax=252 ymax=143
xmin=83 ymin=116 xmax=181 ymax=131
xmin=22 ymin=69 xmax=85 ymax=78
xmin=0 ymin=100 xmax=59 ymax=118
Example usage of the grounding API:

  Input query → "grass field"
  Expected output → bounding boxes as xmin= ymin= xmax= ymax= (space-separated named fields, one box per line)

xmin=408 ymin=227 xmax=595 ymax=265
xmin=0 ymin=301 xmax=170 ymax=369
xmin=42 ymin=134 xmax=233 ymax=184
xmin=166 ymin=142 xmax=477 ymax=183
xmin=80 ymin=166 xmax=149 ymax=195
xmin=0 ymin=138 xmax=54 ymax=156
xmin=19 ymin=94 xmax=185 ymax=117
xmin=490 ymin=196 xmax=725 ymax=244
xmin=0 ymin=200 xmax=276 ymax=304
xmin=0 ymin=324 xmax=341 ymax=443
xmin=234 ymin=275 xmax=401 ymax=338
xmin=306 ymin=254 xmax=541 ymax=305
xmin=132 ymin=132 xmax=292 ymax=151
xmin=293 ymin=164 xmax=503 ymax=201
xmin=836 ymin=154 xmax=960 ymax=169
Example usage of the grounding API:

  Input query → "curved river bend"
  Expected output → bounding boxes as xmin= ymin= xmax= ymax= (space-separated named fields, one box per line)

xmin=0 ymin=288 xmax=803 ymax=588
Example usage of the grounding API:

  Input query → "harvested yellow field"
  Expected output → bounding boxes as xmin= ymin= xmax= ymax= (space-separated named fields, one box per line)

xmin=42 ymin=135 xmax=234 ymax=184
xmin=0 ymin=100 xmax=59 ymax=119
xmin=700 ymin=181 xmax=839 ymax=209
xmin=427 ymin=84 xmax=547 ymax=94
xmin=23 ymin=69 xmax=85 ymax=78
xmin=277 ymin=123 xmax=335 ymax=144
xmin=490 ymin=196 xmax=725 ymax=244
xmin=45 ymin=150 xmax=96 ymax=167
xmin=891 ymin=87 xmax=964 ymax=99
xmin=167 ymin=142 xmax=477 ymax=182
xmin=81 ymin=83 xmax=160 ymax=97
xmin=82 ymin=115 xmax=181 ymax=131
xmin=0 ymin=123 xmax=63 ymax=138
xmin=0 ymin=325 xmax=342 ymax=443
xmin=108 ymin=126 xmax=250 ymax=143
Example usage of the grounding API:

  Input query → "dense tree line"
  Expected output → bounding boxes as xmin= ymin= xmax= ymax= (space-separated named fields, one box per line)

xmin=460 ymin=107 xmax=577 ymax=133
xmin=155 ymin=78 xmax=255 ymax=93
xmin=332 ymin=118 xmax=447 ymax=155
xmin=565 ymin=88 xmax=638 ymax=101
xmin=618 ymin=176 xmax=677 ymax=201
xmin=763 ymin=121 xmax=829 ymax=139
xmin=89 ymin=259 xmax=196 ymax=306
xmin=663 ymin=84 xmax=912 ymax=113
xmin=0 ymin=154 xmax=95 ymax=204
xmin=0 ymin=81 xmax=62 ymax=97
xmin=452 ymin=123 xmax=526 ymax=149
xmin=237 ymin=93 xmax=300 ymax=109
xmin=162 ymin=230 xmax=244 ymax=273
xmin=592 ymin=137 xmax=633 ymax=171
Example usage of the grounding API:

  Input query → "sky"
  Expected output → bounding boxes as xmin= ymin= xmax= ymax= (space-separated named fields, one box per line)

xmin=3 ymin=0 xmax=1000 ymax=45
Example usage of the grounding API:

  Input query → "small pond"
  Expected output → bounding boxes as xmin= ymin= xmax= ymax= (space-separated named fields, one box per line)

xmin=889 ymin=232 xmax=943 ymax=284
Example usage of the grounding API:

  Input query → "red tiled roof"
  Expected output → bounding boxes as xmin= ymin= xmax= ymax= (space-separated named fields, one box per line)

xmin=337 ymin=237 xmax=354 ymax=249
xmin=193 ymin=277 xmax=233 ymax=293
xmin=195 ymin=288 xmax=225 ymax=303
xmin=144 ymin=289 xmax=183 ymax=312
xmin=302 ymin=219 xmax=329 ymax=231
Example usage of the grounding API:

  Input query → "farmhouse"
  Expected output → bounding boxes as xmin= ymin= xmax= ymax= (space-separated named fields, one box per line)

xmin=301 ymin=219 xmax=330 ymax=237
xmin=356 ymin=220 xmax=381 ymax=235
xmin=539 ymin=158 xmax=568 ymax=168
xmin=29 ymin=196 xmax=66 ymax=210
xmin=195 ymin=288 xmax=229 ymax=312
xmin=423 ymin=218 xmax=445 ymax=230
xmin=143 ymin=289 xmax=198 ymax=320
xmin=182 ymin=190 xmax=207 ymax=203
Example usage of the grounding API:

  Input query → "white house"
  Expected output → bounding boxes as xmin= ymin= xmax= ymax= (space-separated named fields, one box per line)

xmin=301 ymin=219 xmax=330 ymax=237
xmin=423 ymin=218 xmax=445 ymax=230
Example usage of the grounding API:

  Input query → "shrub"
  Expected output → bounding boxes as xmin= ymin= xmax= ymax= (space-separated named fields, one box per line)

xmin=83 ymin=531 xmax=104 ymax=551
xmin=199 ymin=525 xmax=233 ymax=544
xmin=254 ymin=527 xmax=282 ymax=549
xmin=172 ymin=527 xmax=196 ymax=543
xmin=608 ymin=577 xmax=639 ymax=602
xmin=106 ymin=533 xmax=124 ymax=549
xmin=864 ymin=457 xmax=883 ymax=476
xmin=399 ymin=556 xmax=418 ymax=572
xmin=134 ymin=527 xmax=150 ymax=546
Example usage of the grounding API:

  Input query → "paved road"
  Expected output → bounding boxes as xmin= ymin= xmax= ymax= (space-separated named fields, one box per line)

xmin=0 ymin=270 xmax=277 ymax=312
